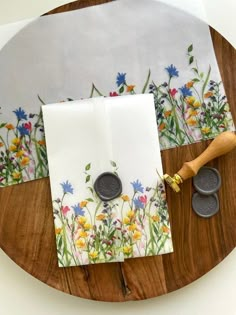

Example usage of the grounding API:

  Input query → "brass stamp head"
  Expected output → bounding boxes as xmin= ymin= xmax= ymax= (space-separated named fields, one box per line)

xmin=163 ymin=173 xmax=183 ymax=193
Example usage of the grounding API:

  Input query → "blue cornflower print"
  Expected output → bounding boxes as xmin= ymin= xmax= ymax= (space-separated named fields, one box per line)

xmin=13 ymin=107 xmax=27 ymax=121
xmin=165 ymin=64 xmax=179 ymax=78
xmin=116 ymin=72 xmax=126 ymax=87
xmin=17 ymin=125 xmax=29 ymax=136
xmin=60 ymin=180 xmax=73 ymax=194
xmin=134 ymin=197 xmax=144 ymax=209
xmin=72 ymin=204 xmax=85 ymax=217
xmin=131 ymin=180 xmax=144 ymax=193
xmin=179 ymin=85 xmax=193 ymax=97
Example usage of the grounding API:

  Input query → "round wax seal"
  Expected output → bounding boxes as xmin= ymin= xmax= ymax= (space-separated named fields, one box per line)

xmin=94 ymin=172 xmax=122 ymax=201
xmin=192 ymin=192 xmax=219 ymax=218
xmin=193 ymin=167 xmax=221 ymax=195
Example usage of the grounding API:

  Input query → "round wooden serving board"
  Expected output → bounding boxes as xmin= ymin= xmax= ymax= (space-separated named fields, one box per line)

xmin=0 ymin=0 xmax=236 ymax=302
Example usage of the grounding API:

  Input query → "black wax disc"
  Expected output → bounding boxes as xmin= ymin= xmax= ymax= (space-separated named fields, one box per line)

xmin=94 ymin=172 xmax=122 ymax=201
xmin=192 ymin=192 xmax=219 ymax=218
xmin=193 ymin=167 xmax=221 ymax=195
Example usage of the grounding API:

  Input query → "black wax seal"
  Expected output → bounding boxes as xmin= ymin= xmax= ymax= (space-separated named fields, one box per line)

xmin=192 ymin=192 xmax=219 ymax=218
xmin=94 ymin=172 xmax=122 ymax=201
xmin=193 ymin=167 xmax=221 ymax=195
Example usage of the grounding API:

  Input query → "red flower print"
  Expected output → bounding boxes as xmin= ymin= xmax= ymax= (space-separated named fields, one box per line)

xmin=23 ymin=121 xmax=32 ymax=132
xmin=109 ymin=92 xmax=119 ymax=97
xmin=62 ymin=206 xmax=70 ymax=216
xmin=169 ymin=88 xmax=178 ymax=98
xmin=139 ymin=195 xmax=147 ymax=205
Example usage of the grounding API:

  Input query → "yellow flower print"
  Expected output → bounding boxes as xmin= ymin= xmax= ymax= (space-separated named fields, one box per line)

xmin=186 ymin=81 xmax=194 ymax=89
xmin=133 ymin=230 xmax=142 ymax=241
xmin=121 ymin=195 xmax=130 ymax=202
xmin=186 ymin=117 xmax=197 ymax=126
xmin=5 ymin=124 xmax=14 ymax=130
xmin=193 ymin=101 xmax=201 ymax=108
xmin=16 ymin=150 xmax=25 ymax=158
xmin=84 ymin=223 xmax=92 ymax=230
xmin=11 ymin=138 xmax=21 ymax=146
xmin=79 ymin=200 xmax=88 ymax=208
xmin=20 ymin=157 xmax=30 ymax=167
xmin=76 ymin=216 xmax=87 ymax=226
xmin=201 ymin=127 xmax=211 ymax=134
xmin=12 ymin=172 xmax=21 ymax=180
xmin=123 ymin=245 xmax=132 ymax=254
xmin=123 ymin=217 xmax=130 ymax=225
xmin=127 ymin=210 xmax=135 ymax=219
xmin=0 ymin=142 xmax=4 ymax=147
xmin=9 ymin=145 xmax=17 ymax=152
xmin=152 ymin=215 xmax=160 ymax=222
xmin=55 ymin=227 xmax=62 ymax=235
xmin=76 ymin=238 xmax=86 ymax=249
xmin=96 ymin=213 xmax=106 ymax=221
xmin=186 ymin=96 xmax=196 ymax=105
xmin=188 ymin=109 xmax=198 ymax=116
xmin=89 ymin=251 xmax=98 ymax=259
xmin=38 ymin=140 xmax=46 ymax=146
xmin=78 ymin=230 xmax=88 ymax=238
xmin=126 ymin=85 xmax=135 ymax=92
xmin=164 ymin=110 xmax=172 ymax=118
xmin=158 ymin=122 xmax=166 ymax=131
xmin=162 ymin=226 xmax=170 ymax=233
xmin=128 ymin=223 xmax=137 ymax=231
xmin=204 ymin=91 xmax=214 ymax=98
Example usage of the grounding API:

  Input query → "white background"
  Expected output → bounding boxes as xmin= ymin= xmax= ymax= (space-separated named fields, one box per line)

xmin=0 ymin=1 xmax=235 ymax=314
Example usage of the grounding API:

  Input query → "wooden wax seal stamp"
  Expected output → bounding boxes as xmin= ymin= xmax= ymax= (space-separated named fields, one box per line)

xmin=164 ymin=131 xmax=236 ymax=192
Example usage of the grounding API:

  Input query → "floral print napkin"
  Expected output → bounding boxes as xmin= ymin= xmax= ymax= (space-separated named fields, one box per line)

xmin=42 ymin=94 xmax=173 ymax=266
xmin=0 ymin=0 xmax=234 ymax=187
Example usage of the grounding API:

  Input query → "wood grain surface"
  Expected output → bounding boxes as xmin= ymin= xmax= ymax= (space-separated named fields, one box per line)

xmin=0 ymin=0 xmax=236 ymax=302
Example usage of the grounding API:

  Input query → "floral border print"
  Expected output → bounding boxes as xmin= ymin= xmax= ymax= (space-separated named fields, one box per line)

xmin=102 ymin=45 xmax=234 ymax=149
xmin=0 ymin=45 xmax=234 ymax=186
xmin=53 ymin=162 xmax=172 ymax=267
xmin=0 ymin=96 xmax=48 ymax=186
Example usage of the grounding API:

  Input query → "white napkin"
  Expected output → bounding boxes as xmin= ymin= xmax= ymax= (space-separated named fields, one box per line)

xmin=0 ymin=0 xmax=234 ymax=187
xmin=42 ymin=94 xmax=173 ymax=267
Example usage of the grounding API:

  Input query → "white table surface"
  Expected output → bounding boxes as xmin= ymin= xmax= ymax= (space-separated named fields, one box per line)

xmin=0 ymin=1 xmax=235 ymax=314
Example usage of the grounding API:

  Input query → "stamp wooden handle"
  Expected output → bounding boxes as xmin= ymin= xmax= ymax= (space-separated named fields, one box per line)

xmin=177 ymin=131 xmax=236 ymax=181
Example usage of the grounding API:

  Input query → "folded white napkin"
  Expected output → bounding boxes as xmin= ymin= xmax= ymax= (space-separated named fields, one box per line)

xmin=42 ymin=94 xmax=173 ymax=267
